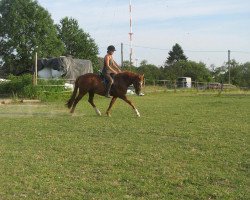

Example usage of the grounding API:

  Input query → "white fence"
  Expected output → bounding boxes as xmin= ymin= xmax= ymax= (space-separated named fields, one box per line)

xmin=145 ymin=79 xmax=239 ymax=91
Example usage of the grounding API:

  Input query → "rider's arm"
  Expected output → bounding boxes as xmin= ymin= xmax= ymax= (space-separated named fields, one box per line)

xmin=113 ymin=60 xmax=122 ymax=72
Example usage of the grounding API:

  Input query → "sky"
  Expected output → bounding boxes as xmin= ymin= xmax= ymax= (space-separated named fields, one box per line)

xmin=38 ymin=0 xmax=250 ymax=67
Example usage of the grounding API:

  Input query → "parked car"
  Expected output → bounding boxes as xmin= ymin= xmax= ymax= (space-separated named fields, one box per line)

xmin=222 ymin=84 xmax=237 ymax=89
xmin=206 ymin=82 xmax=221 ymax=89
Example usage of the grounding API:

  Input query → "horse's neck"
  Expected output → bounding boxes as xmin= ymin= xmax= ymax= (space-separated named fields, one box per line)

xmin=122 ymin=73 xmax=135 ymax=87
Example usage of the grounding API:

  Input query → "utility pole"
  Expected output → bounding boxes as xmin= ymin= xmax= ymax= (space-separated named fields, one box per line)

xmin=121 ymin=43 xmax=124 ymax=67
xmin=228 ymin=50 xmax=231 ymax=84
xmin=34 ymin=51 xmax=38 ymax=86
xmin=129 ymin=0 xmax=133 ymax=66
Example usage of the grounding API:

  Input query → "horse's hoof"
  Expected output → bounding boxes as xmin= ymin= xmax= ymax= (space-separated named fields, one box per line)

xmin=94 ymin=108 xmax=102 ymax=116
xmin=135 ymin=109 xmax=140 ymax=117
xmin=106 ymin=112 xmax=111 ymax=117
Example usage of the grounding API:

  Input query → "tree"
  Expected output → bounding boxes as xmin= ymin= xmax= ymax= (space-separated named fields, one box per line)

xmin=241 ymin=62 xmax=250 ymax=87
xmin=164 ymin=60 xmax=212 ymax=82
xmin=96 ymin=57 xmax=104 ymax=71
xmin=122 ymin=61 xmax=137 ymax=72
xmin=211 ymin=60 xmax=250 ymax=87
xmin=0 ymin=0 xmax=64 ymax=74
xmin=122 ymin=60 xmax=131 ymax=67
xmin=140 ymin=59 xmax=148 ymax=66
xmin=57 ymin=17 xmax=99 ymax=72
xmin=211 ymin=65 xmax=227 ymax=83
xmin=137 ymin=63 xmax=160 ymax=84
xmin=165 ymin=43 xmax=187 ymax=65
xmin=223 ymin=60 xmax=250 ymax=87
xmin=183 ymin=61 xmax=212 ymax=82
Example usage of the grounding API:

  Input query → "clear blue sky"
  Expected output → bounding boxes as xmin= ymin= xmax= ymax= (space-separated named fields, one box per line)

xmin=38 ymin=0 xmax=250 ymax=67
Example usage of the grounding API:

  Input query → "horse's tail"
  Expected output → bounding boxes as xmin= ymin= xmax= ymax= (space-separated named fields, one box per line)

xmin=66 ymin=78 xmax=79 ymax=109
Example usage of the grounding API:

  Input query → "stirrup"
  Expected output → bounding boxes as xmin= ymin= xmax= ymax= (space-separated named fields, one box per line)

xmin=105 ymin=88 xmax=111 ymax=98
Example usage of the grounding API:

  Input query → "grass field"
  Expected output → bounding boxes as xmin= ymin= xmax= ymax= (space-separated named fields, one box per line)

xmin=0 ymin=90 xmax=249 ymax=199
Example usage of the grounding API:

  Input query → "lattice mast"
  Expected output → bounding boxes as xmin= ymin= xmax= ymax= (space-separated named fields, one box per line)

xmin=129 ymin=0 xmax=133 ymax=66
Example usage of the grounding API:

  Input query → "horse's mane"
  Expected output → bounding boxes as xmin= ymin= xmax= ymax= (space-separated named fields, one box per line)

xmin=113 ymin=71 xmax=138 ymax=83
xmin=117 ymin=71 xmax=138 ymax=78
xmin=121 ymin=71 xmax=136 ymax=75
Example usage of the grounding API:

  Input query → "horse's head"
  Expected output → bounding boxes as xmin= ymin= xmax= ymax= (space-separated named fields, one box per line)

xmin=133 ymin=74 xmax=144 ymax=95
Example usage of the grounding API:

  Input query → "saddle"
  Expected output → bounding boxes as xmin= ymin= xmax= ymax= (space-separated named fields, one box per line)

xmin=98 ymin=71 xmax=115 ymax=87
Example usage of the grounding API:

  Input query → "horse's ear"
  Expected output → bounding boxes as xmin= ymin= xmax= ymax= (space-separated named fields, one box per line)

xmin=140 ymin=74 xmax=144 ymax=79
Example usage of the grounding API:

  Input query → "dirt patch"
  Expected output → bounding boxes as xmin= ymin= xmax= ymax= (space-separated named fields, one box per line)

xmin=0 ymin=99 xmax=41 ymax=104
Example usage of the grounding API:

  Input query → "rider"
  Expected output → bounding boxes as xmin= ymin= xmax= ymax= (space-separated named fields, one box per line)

xmin=102 ymin=45 xmax=122 ymax=98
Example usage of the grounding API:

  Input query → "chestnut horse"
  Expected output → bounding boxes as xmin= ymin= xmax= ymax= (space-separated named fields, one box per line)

xmin=66 ymin=71 xmax=144 ymax=117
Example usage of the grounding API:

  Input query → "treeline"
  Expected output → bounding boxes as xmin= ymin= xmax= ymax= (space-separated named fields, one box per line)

xmin=122 ymin=60 xmax=250 ymax=87
xmin=0 ymin=0 xmax=99 ymax=75
xmin=121 ymin=44 xmax=250 ymax=87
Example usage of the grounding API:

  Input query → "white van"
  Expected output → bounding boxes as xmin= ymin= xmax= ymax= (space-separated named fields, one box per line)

xmin=177 ymin=77 xmax=192 ymax=88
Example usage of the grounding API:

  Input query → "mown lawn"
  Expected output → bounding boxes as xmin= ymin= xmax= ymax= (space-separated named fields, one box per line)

xmin=0 ymin=91 xmax=249 ymax=199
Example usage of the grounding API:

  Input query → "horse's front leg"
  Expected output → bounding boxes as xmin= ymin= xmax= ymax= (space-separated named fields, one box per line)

xmin=106 ymin=97 xmax=117 ymax=117
xmin=120 ymin=96 xmax=140 ymax=117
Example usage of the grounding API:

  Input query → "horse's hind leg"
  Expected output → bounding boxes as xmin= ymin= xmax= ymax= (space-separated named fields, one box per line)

xmin=70 ymin=91 xmax=86 ymax=114
xmin=88 ymin=92 xmax=101 ymax=116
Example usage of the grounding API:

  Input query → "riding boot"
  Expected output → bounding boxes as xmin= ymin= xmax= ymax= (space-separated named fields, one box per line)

xmin=105 ymin=84 xmax=112 ymax=98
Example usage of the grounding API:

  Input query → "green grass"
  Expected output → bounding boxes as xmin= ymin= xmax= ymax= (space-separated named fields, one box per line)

xmin=0 ymin=91 xmax=249 ymax=199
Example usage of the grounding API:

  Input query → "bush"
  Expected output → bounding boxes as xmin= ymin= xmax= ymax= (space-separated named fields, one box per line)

xmin=0 ymin=74 xmax=70 ymax=100
xmin=0 ymin=74 xmax=36 ymax=98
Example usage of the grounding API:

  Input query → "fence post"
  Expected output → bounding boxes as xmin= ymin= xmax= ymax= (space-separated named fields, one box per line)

xmin=218 ymin=82 xmax=223 ymax=95
xmin=174 ymin=80 xmax=177 ymax=93
xmin=33 ymin=52 xmax=38 ymax=86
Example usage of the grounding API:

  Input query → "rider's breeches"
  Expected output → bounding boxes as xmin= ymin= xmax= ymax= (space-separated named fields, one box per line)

xmin=104 ymin=73 xmax=113 ymax=92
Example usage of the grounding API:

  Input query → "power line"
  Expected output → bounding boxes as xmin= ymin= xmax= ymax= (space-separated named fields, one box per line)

xmin=230 ymin=51 xmax=250 ymax=54
xmin=122 ymin=43 xmax=250 ymax=54
xmin=185 ymin=50 xmax=227 ymax=53
xmin=123 ymin=44 xmax=171 ymax=51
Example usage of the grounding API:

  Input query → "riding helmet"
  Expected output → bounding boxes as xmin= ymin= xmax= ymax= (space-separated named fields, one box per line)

xmin=107 ymin=45 xmax=116 ymax=52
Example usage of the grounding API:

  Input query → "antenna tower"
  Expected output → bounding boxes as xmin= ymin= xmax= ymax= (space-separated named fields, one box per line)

xmin=129 ymin=0 xmax=133 ymax=66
